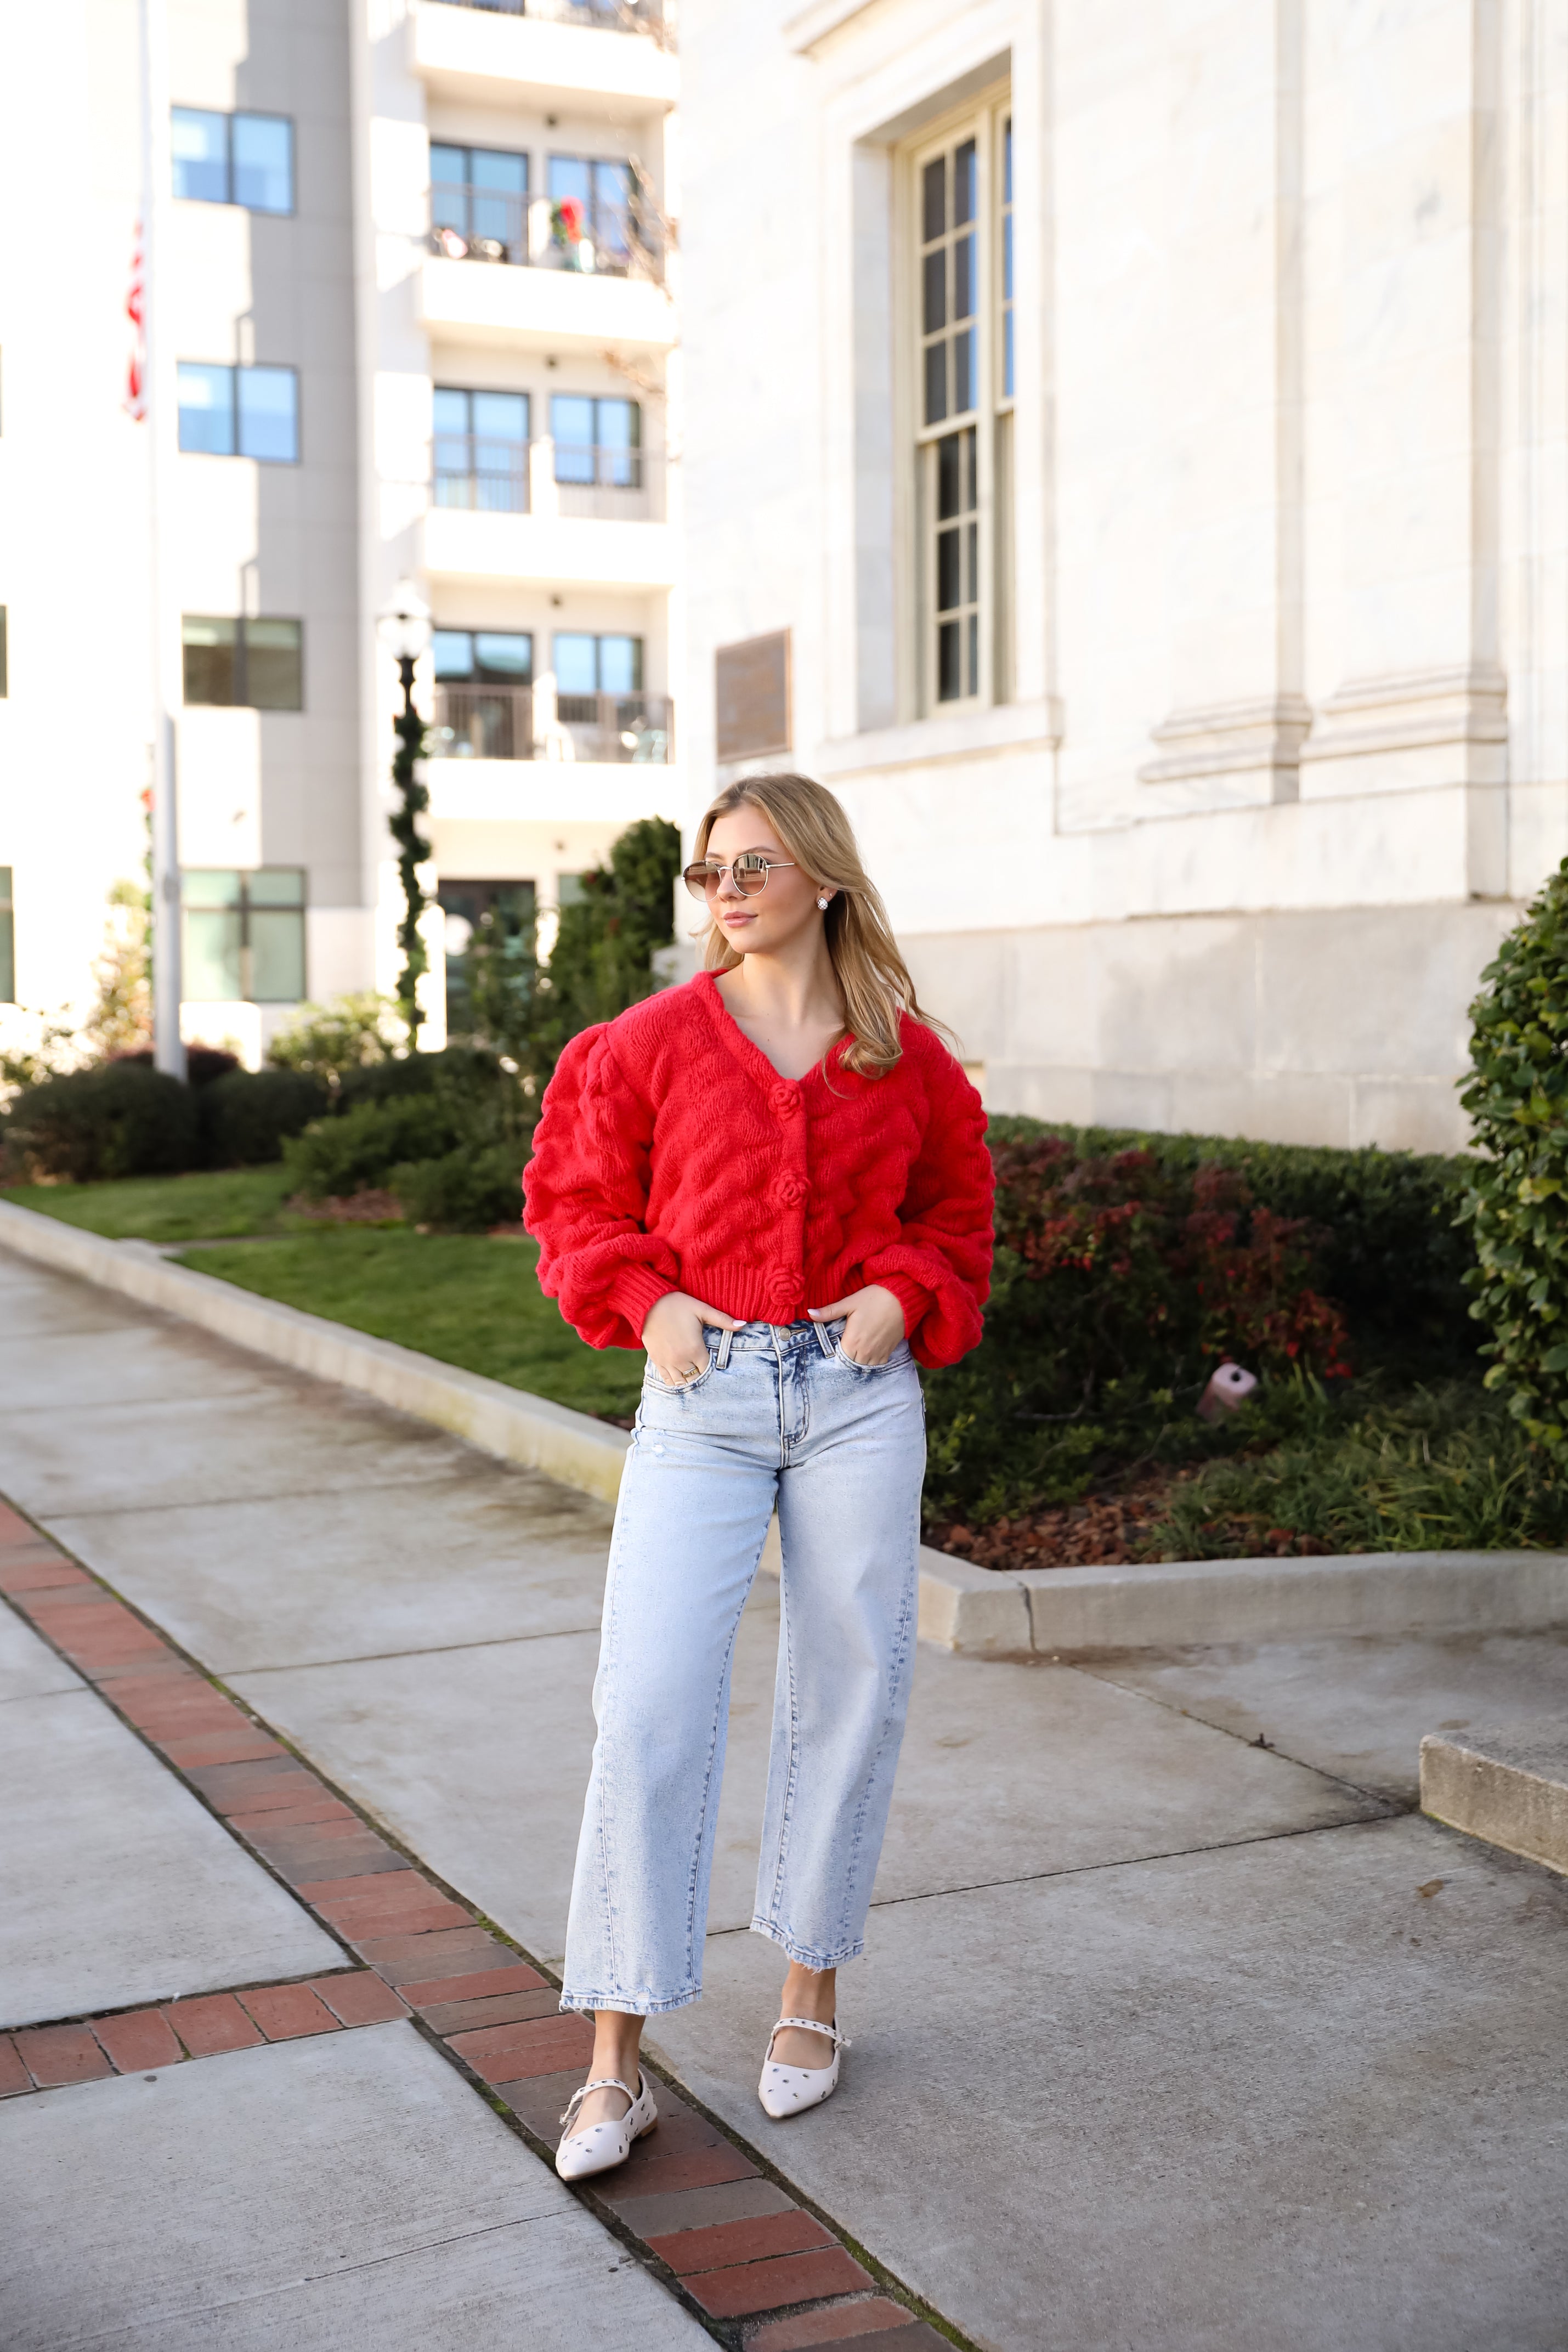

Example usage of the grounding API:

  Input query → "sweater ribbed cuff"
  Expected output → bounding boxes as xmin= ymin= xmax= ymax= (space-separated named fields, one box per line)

xmin=878 ymin=1272 xmax=934 ymax=1343
xmin=610 ymin=1261 xmax=680 ymax=1341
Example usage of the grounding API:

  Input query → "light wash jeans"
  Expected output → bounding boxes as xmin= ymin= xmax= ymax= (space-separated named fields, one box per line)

xmin=559 ymin=1318 xmax=926 ymax=2015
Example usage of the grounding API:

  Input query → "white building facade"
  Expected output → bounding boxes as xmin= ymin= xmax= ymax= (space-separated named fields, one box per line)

xmin=678 ymin=0 xmax=1568 ymax=1152
xmin=0 ymin=0 xmax=680 ymax=1066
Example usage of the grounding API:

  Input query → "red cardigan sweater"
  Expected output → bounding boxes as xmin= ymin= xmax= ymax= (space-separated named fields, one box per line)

xmin=523 ymin=971 xmax=994 ymax=1369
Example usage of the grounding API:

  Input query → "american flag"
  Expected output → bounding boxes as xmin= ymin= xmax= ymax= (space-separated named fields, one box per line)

xmin=124 ymin=220 xmax=146 ymax=419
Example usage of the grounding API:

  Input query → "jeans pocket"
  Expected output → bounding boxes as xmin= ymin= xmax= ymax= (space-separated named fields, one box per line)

xmin=833 ymin=1337 xmax=908 ymax=1375
xmin=644 ymin=1350 xmax=717 ymax=1396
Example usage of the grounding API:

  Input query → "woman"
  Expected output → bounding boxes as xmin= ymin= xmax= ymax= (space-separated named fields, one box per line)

xmin=523 ymin=772 xmax=993 ymax=2181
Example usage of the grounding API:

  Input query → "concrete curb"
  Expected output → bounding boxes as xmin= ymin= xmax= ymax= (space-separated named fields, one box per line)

xmin=5 ymin=1197 xmax=1567 ymax=1659
xmin=1420 ymin=1722 xmax=1568 ymax=1876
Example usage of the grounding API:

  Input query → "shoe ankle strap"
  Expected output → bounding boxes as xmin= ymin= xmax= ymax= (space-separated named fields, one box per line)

xmin=559 ymin=2072 xmax=639 ymax=2130
xmin=767 ymin=2016 xmax=849 ymax=2058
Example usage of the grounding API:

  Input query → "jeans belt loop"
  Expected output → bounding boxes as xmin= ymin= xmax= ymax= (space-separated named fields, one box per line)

xmin=813 ymin=1318 xmax=836 ymax=1359
xmin=716 ymin=1327 xmax=734 ymax=1371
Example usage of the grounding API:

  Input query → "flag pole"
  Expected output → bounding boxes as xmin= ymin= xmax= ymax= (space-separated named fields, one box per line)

xmin=137 ymin=0 xmax=184 ymax=1079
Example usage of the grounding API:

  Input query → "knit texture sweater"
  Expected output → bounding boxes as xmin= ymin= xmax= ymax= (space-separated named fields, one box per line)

xmin=523 ymin=971 xmax=994 ymax=1368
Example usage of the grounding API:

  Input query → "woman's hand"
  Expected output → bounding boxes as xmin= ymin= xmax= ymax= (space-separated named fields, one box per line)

xmin=643 ymin=1292 xmax=739 ymax=1385
xmin=807 ymin=1284 xmax=906 ymax=1366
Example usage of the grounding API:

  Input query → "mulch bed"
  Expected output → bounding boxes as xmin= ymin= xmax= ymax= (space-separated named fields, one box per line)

xmin=286 ymin=1189 xmax=405 ymax=1225
xmin=926 ymin=1468 xmax=1333 ymax=1571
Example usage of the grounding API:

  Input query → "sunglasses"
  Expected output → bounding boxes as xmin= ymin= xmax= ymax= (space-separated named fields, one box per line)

xmin=682 ymin=853 xmax=797 ymax=902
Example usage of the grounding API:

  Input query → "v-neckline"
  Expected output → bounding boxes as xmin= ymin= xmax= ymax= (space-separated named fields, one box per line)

xmin=698 ymin=969 xmax=849 ymax=1094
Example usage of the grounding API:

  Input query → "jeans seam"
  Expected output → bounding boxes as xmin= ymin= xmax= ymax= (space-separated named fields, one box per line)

xmin=760 ymin=1522 xmax=803 ymax=1929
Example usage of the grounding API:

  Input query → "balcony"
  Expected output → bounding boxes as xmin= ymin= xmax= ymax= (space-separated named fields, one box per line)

xmin=412 ymin=0 xmax=678 ymax=119
xmin=424 ymin=438 xmax=676 ymax=586
xmin=430 ymin=682 xmax=672 ymax=764
xmin=429 ymin=185 xmax=666 ymax=283
xmin=420 ymin=244 xmax=675 ymax=358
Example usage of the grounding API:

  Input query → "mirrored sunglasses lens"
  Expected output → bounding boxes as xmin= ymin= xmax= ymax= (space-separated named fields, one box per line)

xmin=682 ymin=864 xmax=717 ymax=901
xmin=734 ymin=856 xmax=769 ymax=894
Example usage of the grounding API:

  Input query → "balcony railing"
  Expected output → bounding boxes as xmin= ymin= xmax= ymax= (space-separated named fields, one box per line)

xmin=429 ymin=186 xmax=666 ymax=283
xmin=427 ymin=0 xmax=671 ymax=44
xmin=432 ymin=433 xmax=529 ymax=512
xmin=429 ymin=682 xmax=672 ymax=762
xmin=432 ymin=683 xmax=535 ymax=760
xmin=555 ymin=442 xmax=649 ymax=519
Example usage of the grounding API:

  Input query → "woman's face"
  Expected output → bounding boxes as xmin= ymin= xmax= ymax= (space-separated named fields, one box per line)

xmin=702 ymin=805 xmax=828 ymax=958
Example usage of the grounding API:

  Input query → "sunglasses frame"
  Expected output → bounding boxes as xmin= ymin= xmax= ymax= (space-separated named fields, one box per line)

xmin=682 ymin=853 xmax=799 ymax=903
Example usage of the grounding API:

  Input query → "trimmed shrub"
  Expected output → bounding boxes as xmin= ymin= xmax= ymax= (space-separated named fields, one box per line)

xmin=336 ymin=1044 xmax=501 ymax=1115
xmin=1459 ymin=855 xmax=1568 ymax=1463
xmin=200 ymin=1069 xmax=330 ymax=1167
xmin=1 ymin=1064 xmax=200 ymax=1183
xmin=283 ymin=1094 xmax=469 ymax=1200
xmin=113 ymin=1044 xmax=239 ymax=1088
xmin=267 ymin=993 xmax=400 ymax=1080
xmin=392 ymin=1143 xmax=525 ymax=1231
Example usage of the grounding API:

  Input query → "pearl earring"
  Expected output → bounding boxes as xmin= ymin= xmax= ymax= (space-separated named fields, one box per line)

xmin=817 ymin=896 xmax=830 ymax=911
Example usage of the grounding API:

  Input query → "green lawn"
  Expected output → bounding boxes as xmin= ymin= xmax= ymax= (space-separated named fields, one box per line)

xmin=2 ymin=1165 xmax=304 ymax=1241
xmin=174 ymin=1230 xmax=643 ymax=1421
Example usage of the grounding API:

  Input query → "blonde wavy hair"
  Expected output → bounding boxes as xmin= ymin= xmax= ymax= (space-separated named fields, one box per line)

xmin=693 ymin=773 xmax=948 ymax=1077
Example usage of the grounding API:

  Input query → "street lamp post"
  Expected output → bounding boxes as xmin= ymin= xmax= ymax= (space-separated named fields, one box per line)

xmin=137 ymin=0 xmax=184 ymax=1078
xmin=377 ymin=591 xmax=433 ymax=1047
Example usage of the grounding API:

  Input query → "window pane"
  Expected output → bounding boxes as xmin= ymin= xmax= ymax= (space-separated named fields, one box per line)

xmin=936 ymin=526 xmax=961 ymax=613
xmin=1003 ymin=208 xmax=1013 ymax=302
xmin=1004 ymin=307 xmax=1015 ymax=400
xmin=552 ymin=634 xmax=598 ymax=694
xmin=921 ymin=155 xmax=945 ymax=244
xmin=249 ymin=908 xmax=306 ymax=1002
xmin=237 ymin=366 xmax=298 ymax=462
xmin=178 ymin=363 xmax=235 ymax=456
xmin=431 ymin=145 xmax=468 ymax=233
xmin=233 ymin=114 xmax=293 ymax=213
xmin=473 ymin=632 xmax=533 ymax=682
xmin=924 ymin=340 xmax=947 ymax=427
xmin=471 ymin=391 xmax=528 ymax=443
xmin=1004 ymin=117 xmax=1012 ymax=202
xmin=548 ymin=155 xmax=592 ymax=206
xmin=433 ymin=630 xmax=475 ymax=680
xmin=964 ymin=423 xmax=977 ymax=508
xmin=182 ymin=616 xmax=237 ymax=705
xmin=953 ymin=327 xmax=975 ymax=414
xmin=184 ymin=908 xmax=244 ymax=998
xmin=922 ymin=249 xmax=946 ymax=336
xmin=183 ymin=869 xmax=244 ymax=908
xmin=471 ymin=147 xmax=528 ymax=194
xmin=243 ymin=618 xmax=303 ymax=711
xmin=954 ymin=138 xmax=977 ymax=226
xmin=551 ymin=394 xmax=595 ymax=482
xmin=966 ymin=518 xmax=978 ymax=601
xmin=937 ymin=433 xmax=962 ymax=521
xmin=172 ymin=108 xmax=228 ymax=203
xmin=247 ymin=868 xmax=305 ymax=907
xmin=937 ymin=619 xmax=961 ymax=702
xmin=433 ymin=388 xmax=470 ymax=435
xmin=953 ymin=230 xmax=974 ymax=321
xmin=598 ymin=398 xmax=637 ymax=450
xmin=598 ymin=635 xmax=641 ymax=693
xmin=967 ymin=612 xmax=978 ymax=695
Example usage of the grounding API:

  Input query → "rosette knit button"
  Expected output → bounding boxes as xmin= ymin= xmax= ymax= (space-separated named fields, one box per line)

xmin=775 ymin=1173 xmax=808 ymax=1209
xmin=771 ymin=1083 xmax=800 ymax=1117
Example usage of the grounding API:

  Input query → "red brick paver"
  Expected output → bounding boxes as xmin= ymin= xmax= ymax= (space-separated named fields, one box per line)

xmin=162 ymin=1993 xmax=264 ymax=2056
xmin=0 ymin=1557 xmax=91 ymax=1593
xmin=649 ymin=2208 xmax=834 ymax=2275
xmin=310 ymin=1972 xmax=409 ymax=2027
xmin=13 ymin=2024 xmax=114 ymax=2088
xmin=749 ymin=2304 xmax=921 ymax=2349
xmin=237 ymin=1983 xmax=342 ymax=2042
xmin=91 ymin=2010 xmax=183 ymax=2073
xmin=449 ymin=2013 xmax=593 ymax=2084
xmin=687 ymin=2245 xmax=875 ymax=2320
xmin=401 ymin=1963 xmax=548 ymax=2006
xmin=0 ymin=2036 xmax=35 ymax=2097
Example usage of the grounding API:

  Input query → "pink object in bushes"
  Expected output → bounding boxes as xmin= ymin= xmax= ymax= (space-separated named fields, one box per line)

xmin=1198 ymin=1360 xmax=1258 ymax=1421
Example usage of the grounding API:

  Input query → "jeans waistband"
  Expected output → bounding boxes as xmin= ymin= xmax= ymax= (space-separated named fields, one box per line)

xmin=703 ymin=1318 xmax=838 ymax=1359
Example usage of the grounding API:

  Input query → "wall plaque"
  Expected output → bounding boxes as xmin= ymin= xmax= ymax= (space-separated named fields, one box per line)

xmin=715 ymin=629 xmax=791 ymax=764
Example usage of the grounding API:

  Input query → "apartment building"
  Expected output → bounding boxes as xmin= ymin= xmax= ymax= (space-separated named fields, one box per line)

xmin=678 ymin=0 xmax=1568 ymax=1153
xmin=0 ymin=0 xmax=680 ymax=1066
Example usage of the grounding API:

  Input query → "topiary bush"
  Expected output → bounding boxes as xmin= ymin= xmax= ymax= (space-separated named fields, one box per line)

xmin=200 ymin=1069 xmax=330 ymax=1168
xmin=1459 ymin=856 xmax=1568 ymax=1465
xmin=392 ymin=1141 xmax=524 ymax=1231
xmin=0 ymin=1064 xmax=200 ymax=1183
xmin=283 ymin=1094 xmax=470 ymax=1200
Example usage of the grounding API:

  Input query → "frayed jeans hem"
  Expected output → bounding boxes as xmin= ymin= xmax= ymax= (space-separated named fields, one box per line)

xmin=749 ymin=1918 xmax=866 ymax=1971
xmin=558 ymin=1984 xmax=703 ymax=2017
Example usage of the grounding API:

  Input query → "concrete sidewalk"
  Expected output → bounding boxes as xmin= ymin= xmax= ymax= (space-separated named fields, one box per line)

xmin=4 ymin=1244 xmax=1568 ymax=2348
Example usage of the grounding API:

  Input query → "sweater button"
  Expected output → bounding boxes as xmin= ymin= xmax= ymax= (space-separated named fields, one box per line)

xmin=775 ymin=1174 xmax=807 ymax=1209
xmin=771 ymin=1084 xmax=799 ymax=1116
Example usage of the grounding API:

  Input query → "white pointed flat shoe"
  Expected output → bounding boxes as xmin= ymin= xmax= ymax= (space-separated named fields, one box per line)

xmin=758 ymin=2015 xmax=849 ymax=2120
xmin=555 ymin=2070 xmax=658 ymax=2181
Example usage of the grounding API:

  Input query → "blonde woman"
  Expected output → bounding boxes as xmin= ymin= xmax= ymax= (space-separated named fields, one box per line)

xmin=524 ymin=773 xmax=993 ymax=2180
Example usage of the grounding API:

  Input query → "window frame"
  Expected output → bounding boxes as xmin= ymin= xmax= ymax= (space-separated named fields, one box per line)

xmin=899 ymin=89 xmax=1012 ymax=721
xmin=181 ymin=616 xmax=304 ymax=712
xmin=171 ymin=107 xmax=295 ymax=216
xmin=552 ymin=631 xmax=644 ymax=696
xmin=0 ymin=866 xmax=14 ymax=1005
xmin=177 ymin=362 xmax=300 ymax=464
xmin=180 ymin=868 xmax=307 ymax=1005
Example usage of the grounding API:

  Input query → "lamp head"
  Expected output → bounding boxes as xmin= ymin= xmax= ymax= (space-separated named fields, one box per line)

xmin=377 ymin=584 xmax=432 ymax=663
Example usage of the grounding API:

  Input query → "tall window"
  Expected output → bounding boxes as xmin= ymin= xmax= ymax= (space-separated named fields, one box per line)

xmin=431 ymin=145 xmax=528 ymax=262
xmin=431 ymin=631 xmax=534 ymax=760
xmin=433 ymin=388 xmax=529 ymax=510
xmin=183 ymin=617 xmax=303 ymax=711
xmin=178 ymin=364 xmax=298 ymax=462
xmin=550 ymin=395 xmax=640 ymax=487
xmin=172 ymin=110 xmax=293 ymax=212
xmin=437 ymin=880 xmax=536 ymax=1036
xmin=0 ymin=868 xmax=13 ymax=1004
xmin=912 ymin=103 xmax=1012 ymax=712
xmin=554 ymin=633 xmax=642 ymax=695
xmin=548 ymin=156 xmax=633 ymax=271
xmin=183 ymin=870 xmax=305 ymax=1003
